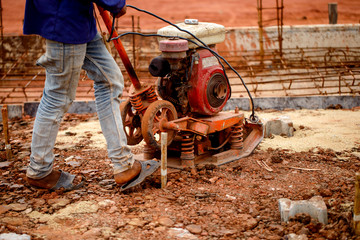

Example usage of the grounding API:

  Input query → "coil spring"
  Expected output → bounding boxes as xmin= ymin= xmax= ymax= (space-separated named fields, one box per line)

xmin=230 ymin=122 xmax=244 ymax=149
xmin=180 ymin=132 xmax=195 ymax=160
xmin=130 ymin=94 xmax=145 ymax=112
xmin=146 ymin=86 xmax=158 ymax=103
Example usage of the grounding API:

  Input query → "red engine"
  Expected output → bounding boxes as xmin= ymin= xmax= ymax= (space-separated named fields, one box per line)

xmin=149 ymin=39 xmax=230 ymax=117
xmin=187 ymin=49 xmax=230 ymax=115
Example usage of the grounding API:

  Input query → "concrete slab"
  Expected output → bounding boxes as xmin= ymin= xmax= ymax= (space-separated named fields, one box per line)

xmin=68 ymin=101 xmax=97 ymax=114
xmin=224 ymin=96 xmax=360 ymax=111
xmin=0 ymin=105 xmax=23 ymax=121
xmin=223 ymin=24 xmax=360 ymax=52
xmin=24 ymin=101 xmax=97 ymax=117
xmin=278 ymin=196 xmax=328 ymax=224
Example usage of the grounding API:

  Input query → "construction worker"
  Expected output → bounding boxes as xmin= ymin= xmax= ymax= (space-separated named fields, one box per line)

xmin=23 ymin=0 xmax=159 ymax=191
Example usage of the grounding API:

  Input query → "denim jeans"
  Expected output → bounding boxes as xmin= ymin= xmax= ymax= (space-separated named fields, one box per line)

xmin=27 ymin=33 xmax=134 ymax=179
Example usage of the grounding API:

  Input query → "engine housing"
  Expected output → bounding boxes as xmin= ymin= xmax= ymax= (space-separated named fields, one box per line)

xmin=187 ymin=49 xmax=229 ymax=115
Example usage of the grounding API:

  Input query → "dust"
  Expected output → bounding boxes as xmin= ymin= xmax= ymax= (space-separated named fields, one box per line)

xmin=255 ymin=109 xmax=360 ymax=152
xmin=57 ymin=121 xmax=106 ymax=149
xmin=56 ymin=109 xmax=360 ymax=153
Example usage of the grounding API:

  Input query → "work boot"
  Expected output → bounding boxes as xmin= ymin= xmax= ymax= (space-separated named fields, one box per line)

xmin=27 ymin=170 xmax=62 ymax=189
xmin=114 ymin=160 xmax=142 ymax=185
xmin=27 ymin=170 xmax=84 ymax=191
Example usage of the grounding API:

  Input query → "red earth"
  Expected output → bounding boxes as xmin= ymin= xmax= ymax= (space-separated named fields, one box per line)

xmin=0 ymin=111 xmax=359 ymax=239
xmin=1 ymin=1 xmax=360 ymax=239
xmin=2 ymin=0 xmax=360 ymax=35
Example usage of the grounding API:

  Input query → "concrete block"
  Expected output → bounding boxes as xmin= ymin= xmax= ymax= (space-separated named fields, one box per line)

xmin=264 ymin=115 xmax=294 ymax=138
xmin=286 ymin=233 xmax=308 ymax=240
xmin=279 ymin=196 xmax=328 ymax=224
xmin=67 ymin=101 xmax=96 ymax=114
xmin=0 ymin=105 xmax=23 ymax=121
xmin=0 ymin=232 xmax=31 ymax=240
xmin=24 ymin=101 xmax=97 ymax=117
xmin=23 ymin=102 xmax=40 ymax=117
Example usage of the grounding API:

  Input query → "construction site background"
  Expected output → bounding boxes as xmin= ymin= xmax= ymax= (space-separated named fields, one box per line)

xmin=0 ymin=0 xmax=359 ymax=105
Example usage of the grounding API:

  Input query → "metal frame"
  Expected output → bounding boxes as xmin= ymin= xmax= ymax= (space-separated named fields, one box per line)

xmin=257 ymin=0 xmax=284 ymax=63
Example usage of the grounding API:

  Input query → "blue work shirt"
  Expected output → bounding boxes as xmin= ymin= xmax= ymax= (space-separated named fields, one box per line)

xmin=23 ymin=0 xmax=125 ymax=44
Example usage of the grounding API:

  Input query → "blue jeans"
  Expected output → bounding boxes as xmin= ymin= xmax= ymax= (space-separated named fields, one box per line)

xmin=27 ymin=33 xmax=134 ymax=179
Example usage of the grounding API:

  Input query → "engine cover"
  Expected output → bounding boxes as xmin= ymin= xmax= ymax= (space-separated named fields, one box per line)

xmin=187 ymin=49 xmax=230 ymax=116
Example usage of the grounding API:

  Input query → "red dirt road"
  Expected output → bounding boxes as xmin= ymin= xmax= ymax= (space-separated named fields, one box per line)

xmin=2 ymin=0 xmax=360 ymax=35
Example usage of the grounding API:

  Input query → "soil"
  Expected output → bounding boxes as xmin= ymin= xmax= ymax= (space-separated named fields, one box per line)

xmin=0 ymin=108 xmax=360 ymax=239
xmin=1 ymin=1 xmax=360 ymax=239
xmin=2 ymin=0 xmax=360 ymax=35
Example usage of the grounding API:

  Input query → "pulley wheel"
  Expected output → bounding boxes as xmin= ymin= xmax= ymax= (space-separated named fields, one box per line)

xmin=120 ymin=99 xmax=143 ymax=145
xmin=141 ymin=100 xmax=178 ymax=150
xmin=206 ymin=73 xmax=229 ymax=108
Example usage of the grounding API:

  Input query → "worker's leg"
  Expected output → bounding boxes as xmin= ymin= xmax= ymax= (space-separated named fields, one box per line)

xmin=27 ymin=39 xmax=86 ymax=179
xmin=82 ymin=33 xmax=135 ymax=175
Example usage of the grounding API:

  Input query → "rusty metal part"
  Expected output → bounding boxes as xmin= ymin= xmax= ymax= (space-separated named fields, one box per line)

xmin=180 ymin=132 xmax=195 ymax=160
xmin=1 ymin=105 xmax=12 ymax=160
xmin=200 ymin=112 xmax=244 ymax=134
xmin=161 ymin=132 xmax=168 ymax=189
xmin=129 ymin=94 xmax=145 ymax=112
xmin=209 ymin=120 xmax=264 ymax=166
xmin=128 ymin=85 xmax=158 ymax=115
xmin=97 ymin=5 xmax=141 ymax=90
xmin=161 ymin=112 xmax=244 ymax=138
xmin=257 ymin=0 xmax=284 ymax=62
xmin=180 ymin=132 xmax=196 ymax=174
xmin=170 ymin=117 xmax=209 ymax=136
xmin=354 ymin=173 xmax=360 ymax=235
xmin=230 ymin=122 xmax=244 ymax=149
xmin=145 ymin=86 xmax=158 ymax=103
xmin=156 ymin=112 xmax=264 ymax=169
xmin=180 ymin=135 xmax=196 ymax=171
xmin=120 ymin=99 xmax=143 ymax=145
xmin=141 ymin=100 xmax=178 ymax=149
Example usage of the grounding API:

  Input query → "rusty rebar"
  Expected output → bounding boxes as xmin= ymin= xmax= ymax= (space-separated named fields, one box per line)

xmin=1 ymin=105 xmax=12 ymax=160
xmin=354 ymin=173 xmax=360 ymax=235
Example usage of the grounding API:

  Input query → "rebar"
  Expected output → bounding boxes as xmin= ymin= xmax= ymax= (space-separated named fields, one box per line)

xmin=257 ymin=0 xmax=284 ymax=61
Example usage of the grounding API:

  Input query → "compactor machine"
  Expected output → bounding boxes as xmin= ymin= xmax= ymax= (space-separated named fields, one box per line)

xmin=98 ymin=6 xmax=264 ymax=170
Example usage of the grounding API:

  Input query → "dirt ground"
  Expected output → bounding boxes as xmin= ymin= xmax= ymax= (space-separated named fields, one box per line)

xmin=1 ymin=0 xmax=360 ymax=239
xmin=0 ymin=108 xmax=360 ymax=239
xmin=2 ymin=0 xmax=360 ymax=35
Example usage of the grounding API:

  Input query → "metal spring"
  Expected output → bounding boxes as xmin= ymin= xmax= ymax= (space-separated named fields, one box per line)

xmin=180 ymin=132 xmax=195 ymax=160
xmin=146 ymin=86 xmax=158 ymax=103
xmin=230 ymin=122 xmax=244 ymax=149
xmin=130 ymin=94 xmax=145 ymax=112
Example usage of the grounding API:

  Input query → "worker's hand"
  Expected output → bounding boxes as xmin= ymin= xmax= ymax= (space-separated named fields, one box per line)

xmin=111 ymin=6 xmax=127 ymax=18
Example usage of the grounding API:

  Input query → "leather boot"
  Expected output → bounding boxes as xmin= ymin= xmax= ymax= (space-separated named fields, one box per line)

xmin=114 ymin=160 xmax=142 ymax=185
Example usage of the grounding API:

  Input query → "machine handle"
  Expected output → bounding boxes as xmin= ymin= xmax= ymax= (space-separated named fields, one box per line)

xmin=96 ymin=5 xmax=142 ymax=90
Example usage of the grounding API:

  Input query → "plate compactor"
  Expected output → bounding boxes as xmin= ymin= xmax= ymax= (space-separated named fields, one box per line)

xmin=98 ymin=7 xmax=264 ymax=170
